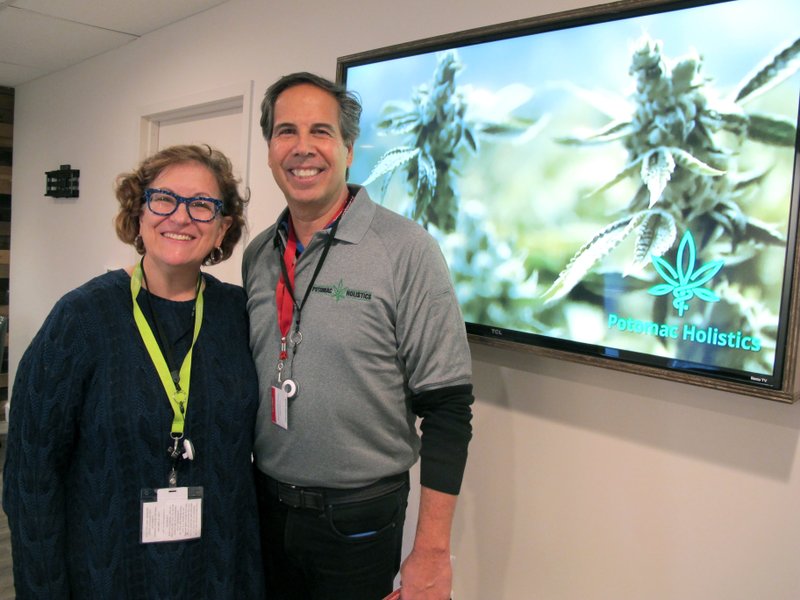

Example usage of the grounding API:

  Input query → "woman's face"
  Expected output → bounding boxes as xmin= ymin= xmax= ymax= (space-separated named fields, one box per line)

xmin=138 ymin=161 xmax=231 ymax=274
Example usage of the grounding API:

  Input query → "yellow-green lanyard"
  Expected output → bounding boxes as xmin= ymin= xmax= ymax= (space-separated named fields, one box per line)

xmin=130 ymin=262 xmax=205 ymax=439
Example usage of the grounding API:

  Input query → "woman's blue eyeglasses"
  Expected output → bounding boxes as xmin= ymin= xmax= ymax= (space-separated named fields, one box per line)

xmin=144 ymin=188 xmax=224 ymax=223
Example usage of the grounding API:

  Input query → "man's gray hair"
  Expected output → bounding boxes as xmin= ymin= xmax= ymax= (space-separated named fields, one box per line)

xmin=260 ymin=72 xmax=362 ymax=147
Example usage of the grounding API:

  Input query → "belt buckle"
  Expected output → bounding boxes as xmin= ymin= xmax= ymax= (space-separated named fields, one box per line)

xmin=300 ymin=488 xmax=324 ymax=510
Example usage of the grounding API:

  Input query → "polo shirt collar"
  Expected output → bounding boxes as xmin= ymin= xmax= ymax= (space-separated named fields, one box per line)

xmin=331 ymin=184 xmax=375 ymax=246
xmin=273 ymin=184 xmax=375 ymax=249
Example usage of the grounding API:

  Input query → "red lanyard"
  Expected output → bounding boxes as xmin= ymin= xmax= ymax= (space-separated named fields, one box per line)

xmin=276 ymin=219 xmax=298 ymax=360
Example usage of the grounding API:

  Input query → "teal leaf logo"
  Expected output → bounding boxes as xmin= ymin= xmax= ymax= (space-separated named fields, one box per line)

xmin=648 ymin=230 xmax=723 ymax=316
xmin=332 ymin=279 xmax=347 ymax=302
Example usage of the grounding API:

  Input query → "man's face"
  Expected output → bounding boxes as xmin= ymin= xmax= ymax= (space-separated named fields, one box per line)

xmin=267 ymin=84 xmax=354 ymax=214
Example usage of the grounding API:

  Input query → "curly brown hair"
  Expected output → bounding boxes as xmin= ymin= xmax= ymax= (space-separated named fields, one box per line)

xmin=114 ymin=144 xmax=247 ymax=264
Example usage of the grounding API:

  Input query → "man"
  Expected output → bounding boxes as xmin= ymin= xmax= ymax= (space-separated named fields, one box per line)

xmin=243 ymin=72 xmax=473 ymax=600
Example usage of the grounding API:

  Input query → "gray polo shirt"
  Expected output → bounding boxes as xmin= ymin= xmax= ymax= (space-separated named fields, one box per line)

xmin=243 ymin=185 xmax=472 ymax=488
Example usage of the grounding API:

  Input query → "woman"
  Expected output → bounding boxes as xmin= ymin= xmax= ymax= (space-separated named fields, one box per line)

xmin=3 ymin=145 xmax=265 ymax=598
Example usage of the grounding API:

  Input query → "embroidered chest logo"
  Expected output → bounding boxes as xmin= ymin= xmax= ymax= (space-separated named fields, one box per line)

xmin=312 ymin=279 xmax=373 ymax=302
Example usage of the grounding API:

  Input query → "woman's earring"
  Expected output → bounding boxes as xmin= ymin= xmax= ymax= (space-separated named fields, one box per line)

xmin=203 ymin=246 xmax=223 ymax=266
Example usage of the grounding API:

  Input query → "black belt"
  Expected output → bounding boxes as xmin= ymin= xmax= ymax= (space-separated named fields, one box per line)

xmin=257 ymin=470 xmax=408 ymax=511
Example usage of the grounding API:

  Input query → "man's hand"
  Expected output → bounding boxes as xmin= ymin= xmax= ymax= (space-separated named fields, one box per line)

xmin=398 ymin=486 xmax=456 ymax=599
xmin=399 ymin=545 xmax=452 ymax=599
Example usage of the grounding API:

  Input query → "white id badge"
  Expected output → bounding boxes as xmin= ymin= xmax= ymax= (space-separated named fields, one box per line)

xmin=140 ymin=486 xmax=203 ymax=543
xmin=271 ymin=385 xmax=289 ymax=429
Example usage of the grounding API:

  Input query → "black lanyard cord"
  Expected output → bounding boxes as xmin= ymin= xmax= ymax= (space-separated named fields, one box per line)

xmin=276 ymin=216 xmax=341 ymax=331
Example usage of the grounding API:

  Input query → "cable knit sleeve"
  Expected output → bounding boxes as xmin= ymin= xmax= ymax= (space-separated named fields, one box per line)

xmin=3 ymin=296 xmax=90 ymax=598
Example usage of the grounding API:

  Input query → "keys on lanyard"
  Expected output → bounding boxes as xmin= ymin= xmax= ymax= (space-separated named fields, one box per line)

xmin=277 ymin=329 xmax=302 ymax=398
xmin=167 ymin=437 xmax=195 ymax=488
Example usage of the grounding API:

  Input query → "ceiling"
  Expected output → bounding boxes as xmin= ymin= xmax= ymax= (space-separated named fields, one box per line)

xmin=0 ymin=0 xmax=229 ymax=88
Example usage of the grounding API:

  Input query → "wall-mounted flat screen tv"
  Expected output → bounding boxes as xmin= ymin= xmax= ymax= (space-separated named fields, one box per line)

xmin=338 ymin=0 xmax=800 ymax=401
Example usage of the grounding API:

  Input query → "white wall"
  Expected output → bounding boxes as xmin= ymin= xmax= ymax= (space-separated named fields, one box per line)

xmin=9 ymin=0 xmax=800 ymax=598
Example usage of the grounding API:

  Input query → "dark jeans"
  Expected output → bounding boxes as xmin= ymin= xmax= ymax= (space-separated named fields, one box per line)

xmin=254 ymin=468 xmax=410 ymax=600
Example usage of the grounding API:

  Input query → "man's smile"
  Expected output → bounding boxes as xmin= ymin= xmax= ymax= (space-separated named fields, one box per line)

xmin=290 ymin=167 xmax=324 ymax=178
